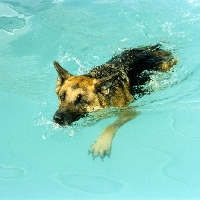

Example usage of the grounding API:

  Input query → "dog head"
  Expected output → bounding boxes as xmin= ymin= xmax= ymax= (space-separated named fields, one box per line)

xmin=53 ymin=61 xmax=118 ymax=126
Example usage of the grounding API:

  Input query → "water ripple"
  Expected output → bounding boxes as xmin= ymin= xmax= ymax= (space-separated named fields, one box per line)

xmin=55 ymin=174 xmax=123 ymax=194
xmin=0 ymin=16 xmax=26 ymax=33
xmin=0 ymin=165 xmax=26 ymax=180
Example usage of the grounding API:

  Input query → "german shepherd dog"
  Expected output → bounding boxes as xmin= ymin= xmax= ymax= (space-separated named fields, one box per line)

xmin=53 ymin=44 xmax=177 ymax=159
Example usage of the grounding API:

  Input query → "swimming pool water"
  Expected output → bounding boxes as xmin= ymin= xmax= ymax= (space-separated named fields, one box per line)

xmin=0 ymin=0 xmax=200 ymax=199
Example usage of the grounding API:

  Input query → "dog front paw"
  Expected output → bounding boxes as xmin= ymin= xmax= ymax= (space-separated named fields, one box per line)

xmin=89 ymin=138 xmax=112 ymax=159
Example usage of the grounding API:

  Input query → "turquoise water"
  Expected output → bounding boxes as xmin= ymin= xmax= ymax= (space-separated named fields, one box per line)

xmin=0 ymin=0 xmax=200 ymax=199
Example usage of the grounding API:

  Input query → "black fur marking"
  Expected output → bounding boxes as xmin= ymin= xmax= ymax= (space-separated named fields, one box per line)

xmin=71 ymin=85 xmax=79 ymax=90
xmin=88 ymin=44 xmax=172 ymax=98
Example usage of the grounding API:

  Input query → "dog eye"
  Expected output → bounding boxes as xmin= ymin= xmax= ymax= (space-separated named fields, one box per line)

xmin=75 ymin=94 xmax=87 ymax=105
xmin=60 ymin=91 xmax=66 ymax=102
xmin=77 ymin=94 xmax=82 ymax=102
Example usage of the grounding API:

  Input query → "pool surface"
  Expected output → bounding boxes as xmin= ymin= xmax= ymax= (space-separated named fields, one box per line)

xmin=0 ymin=0 xmax=200 ymax=199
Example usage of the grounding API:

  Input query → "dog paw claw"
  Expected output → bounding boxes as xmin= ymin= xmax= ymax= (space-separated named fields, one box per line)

xmin=89 ymin=139 xmax=111 ymax=159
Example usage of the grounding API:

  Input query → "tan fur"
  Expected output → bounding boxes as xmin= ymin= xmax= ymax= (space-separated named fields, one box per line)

xmin=58 ymin=76 xmax=102 ymax=111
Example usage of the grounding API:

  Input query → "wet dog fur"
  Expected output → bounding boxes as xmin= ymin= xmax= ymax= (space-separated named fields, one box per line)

xmin=53 ymin=44 xmax=177 ymax=159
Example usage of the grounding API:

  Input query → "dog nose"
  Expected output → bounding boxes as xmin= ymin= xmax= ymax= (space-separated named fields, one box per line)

xmin=53 ymin=110 xmax=86 ymax=126
xmin=53 ymin=112 xmax=66 ymax=126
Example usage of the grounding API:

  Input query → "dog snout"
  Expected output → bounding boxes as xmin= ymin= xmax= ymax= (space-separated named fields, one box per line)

xmin=53 ymin=111 xmax=67 ymax=126
xmin=53 ymin=110 xmax=86 ymax=126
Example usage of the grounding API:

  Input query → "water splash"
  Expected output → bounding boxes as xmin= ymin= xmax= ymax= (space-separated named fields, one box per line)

xmin=35 ymin=112 xmax=75 ymax=139
xmin=35 ymin=106 xmax=138 ymax=140
xmin=57 ymin=45 xmax=90 ymax=75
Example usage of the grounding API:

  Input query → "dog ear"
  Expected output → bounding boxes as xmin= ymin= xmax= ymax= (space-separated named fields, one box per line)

xmin=53 ymin=61 xmax=73 ymax=94
xmin=53 ymin=61 xmax=73 ymax=80
xmin=95 ymin=73 xmax=118 ymax=95
xmin=55 ymin=75 xmax=63 ymax=94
